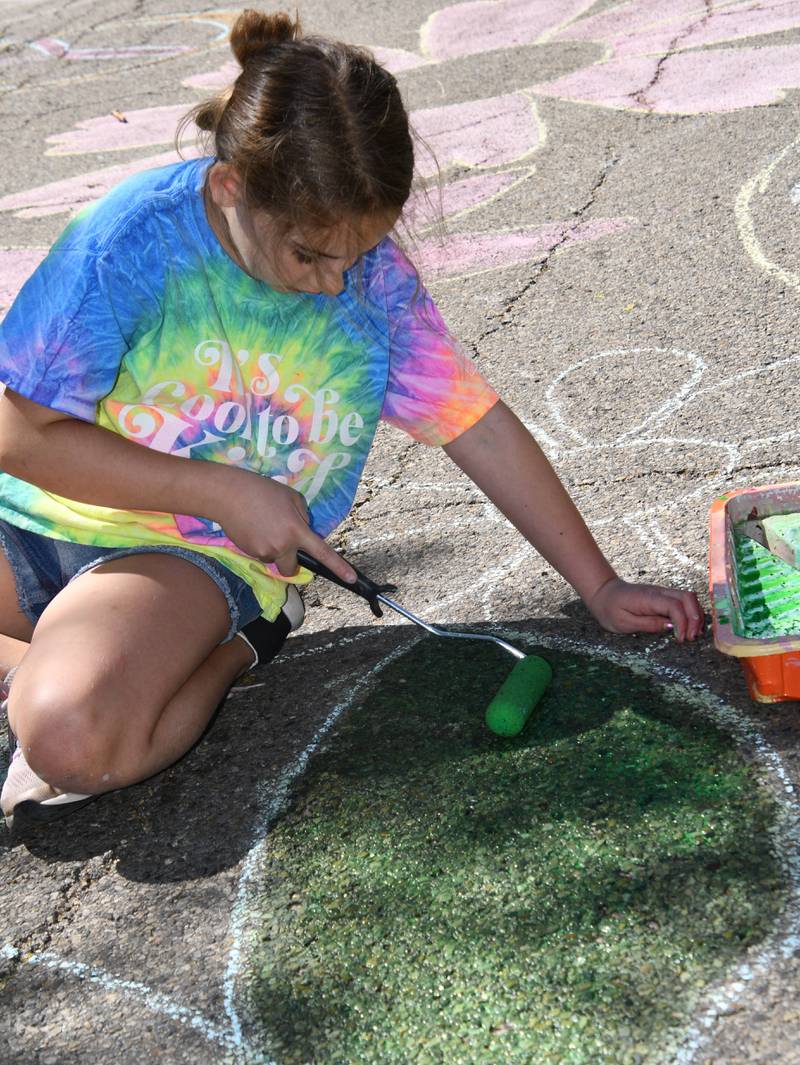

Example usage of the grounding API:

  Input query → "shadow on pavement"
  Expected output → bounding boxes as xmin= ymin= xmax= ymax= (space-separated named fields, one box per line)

xmin=4 ymin=608 xmax=787 ymax=885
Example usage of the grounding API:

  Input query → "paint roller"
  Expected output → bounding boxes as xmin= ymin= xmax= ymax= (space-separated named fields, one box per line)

xmin=296 ymin=549 xmax=552 ymax=737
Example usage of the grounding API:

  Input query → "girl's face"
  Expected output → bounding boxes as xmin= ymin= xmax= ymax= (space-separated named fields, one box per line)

xmin=206 ymin=166 xmax=397 ymax=296
xmin=241 ymin=208 xmax=396 ymax=296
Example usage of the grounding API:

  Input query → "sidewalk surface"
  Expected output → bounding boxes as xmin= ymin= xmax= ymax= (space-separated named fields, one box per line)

xmin=3 ymin=1 xmax=800 ymax=1062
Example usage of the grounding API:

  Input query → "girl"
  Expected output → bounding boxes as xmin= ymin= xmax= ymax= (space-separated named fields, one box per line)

xmin=0 ymin=10 xmax=702 ymax=829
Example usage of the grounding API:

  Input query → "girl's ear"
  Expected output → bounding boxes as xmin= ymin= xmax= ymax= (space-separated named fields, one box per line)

xmin=208 ymin=163 xmax=244 ymax=209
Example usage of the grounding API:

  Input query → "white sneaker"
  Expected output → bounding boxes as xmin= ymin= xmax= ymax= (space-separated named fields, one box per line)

xmin=1 ymin=669 xmax=93 ymax=830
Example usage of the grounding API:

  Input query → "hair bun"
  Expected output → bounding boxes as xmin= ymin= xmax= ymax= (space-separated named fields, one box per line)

xmin=230 ymin=9 xmax=301 ymax=68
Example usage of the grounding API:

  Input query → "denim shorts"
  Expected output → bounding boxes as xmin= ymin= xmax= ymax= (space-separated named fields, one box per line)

xmin=0 ymin=520 xmax=263 ymax=642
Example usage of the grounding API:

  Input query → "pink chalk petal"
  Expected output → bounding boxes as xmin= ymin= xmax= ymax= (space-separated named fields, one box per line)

xmin=370 ymin=46 xmax=431 ymax=73
xmin=417 ymin=218 xmax=632 ymax=278
xmin=533 ymin=44 xmax=800 ymax=114
xmin=533 ymin=55 xmax=658 ymax=111
xmin=421 ymin=0 xmax=596 ymax=61
xmin=552 ymin=0 xmax=709 ymax=51
xmin=406 ymin=169 xmax=531 ymax=228
xmin=183 ymin=59 xmax=239 ymax=91
xmin=47 ymin=105 xmax=193 ymax=156
xmin=412 ymin=93 xmax=541 ymax=178
xmin=0 ymin=248 xmax=48 ymax=313
xmin=0 ymin=147 xmax=202 ymax=219
xmin=555 ymin=0 xmax=800 ymax=59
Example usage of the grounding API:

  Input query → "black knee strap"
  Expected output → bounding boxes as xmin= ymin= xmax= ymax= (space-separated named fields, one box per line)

xmin=238 ymin=611 xmax=291 ymax=668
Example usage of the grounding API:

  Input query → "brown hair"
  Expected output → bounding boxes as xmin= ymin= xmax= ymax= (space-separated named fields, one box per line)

xmin=181 ymin=9 xmax=414 ymax=232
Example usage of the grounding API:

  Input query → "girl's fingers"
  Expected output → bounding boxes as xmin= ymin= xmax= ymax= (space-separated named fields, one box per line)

xmin=659 ymin=597 xmax=688 ymax=642
xmin=626 ymin=613 xmax=674 ymax=636
xmin=598 ymin=582 xmax=704 ymax=642
xmin=299 ymin=530 xmax=357 ymax=584
xmin=274 ymin=548 xmax=300 ymax=578
xmin=657 ymin=589 xmax=704 ymax=640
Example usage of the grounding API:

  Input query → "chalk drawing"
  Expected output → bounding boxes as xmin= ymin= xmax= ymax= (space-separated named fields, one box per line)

xmin=181 ymin=45 xmax=431 ymax=95
xmin=0 ymin=149 xmax=199 ymax=220
xmin=17 ymin=952 xmax=240 ymax=1052
xmin=182 ymin=58 xmax=239 ymax=91
xmin=418 ymin=0 xmax=800 ymax=115
xmin=7 ymin=633 xmax=794 ymax=1065
xmin=417 ymin=218 xmax=634 ymax=280
xmin=6 ymin=1 xmax=800 ymax=117
xmin=343 ymin=345 xmax=800 ymax=599
xmin=413 ymin=91 xmax=545 ymax=177
xmin=0 ymin=12 xmax=233 ymax=95
xmin=552 ymin=0 xmax=800 ymax=60
xmin=28 ymin=38 xmax=196 ymax=61
xmin=545 ymin=347 xmax=708 ymax=446
xmin=420 ymin=0 xmax=597 ymax=62
xmin=39 ymin=91 xmax=544 ymax=170
xmin=532 ymin=43 xmax=800 ymax=115
xmin=405 ymin=167 xmax=533 ymax=228
xmin=228 ymin=634 xmax=800 ymax=1059
xmin=0 ymin=638 xmax=417 ymax=1064
xmin=735 ymin=137 xmax=800 ymax=295
xmin=526 ymin=346 xmax=800 ymax=579
xmin=0 ymin=85 xmax=631 ymax=285
xmin=1 ymin=0 xmax=658 ymax=300
xmin=492 ymin=633 xmax=800 ymax=1065
xmin=45 ymin=105 xmax=190 ymax=156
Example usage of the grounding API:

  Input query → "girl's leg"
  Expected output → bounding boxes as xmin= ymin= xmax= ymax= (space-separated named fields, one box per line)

xmin=0 ymin=550 xmax=35 ymax=675
xmin=7 ymin=553 xmax=253 ymax=795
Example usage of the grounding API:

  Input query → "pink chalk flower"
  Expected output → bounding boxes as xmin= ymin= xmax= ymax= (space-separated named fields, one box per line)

xmin=424 ymin=0 xmax=800 ymax=114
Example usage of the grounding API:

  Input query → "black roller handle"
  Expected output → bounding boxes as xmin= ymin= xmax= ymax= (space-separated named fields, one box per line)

xmin=296 ymin=548 xmax=397 ymax=618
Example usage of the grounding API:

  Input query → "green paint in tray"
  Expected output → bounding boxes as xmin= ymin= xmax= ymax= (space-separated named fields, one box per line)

xmin=733 ymin=530 xmax=800 ymax=638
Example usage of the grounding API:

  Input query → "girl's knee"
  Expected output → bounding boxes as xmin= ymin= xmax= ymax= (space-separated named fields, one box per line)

xmin=8 ymin=676 xmax=119 ymax=792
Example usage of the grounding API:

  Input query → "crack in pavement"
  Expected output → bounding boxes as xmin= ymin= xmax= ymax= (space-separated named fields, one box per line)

xmin=631 ymin=0 xmax=715 ymax=112
xmin=572 ymin=455 xmax=800 ymax=489
xmin=469 ymin=151 xmax=622 ymax=358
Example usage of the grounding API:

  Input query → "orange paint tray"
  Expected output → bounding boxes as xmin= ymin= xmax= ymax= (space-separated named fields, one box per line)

xmin=709 ymin=482 xmax=800 ymax=703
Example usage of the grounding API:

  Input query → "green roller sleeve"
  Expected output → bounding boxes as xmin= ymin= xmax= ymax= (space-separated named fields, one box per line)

xmin=485 ymin=655 xmax=552 ymax=737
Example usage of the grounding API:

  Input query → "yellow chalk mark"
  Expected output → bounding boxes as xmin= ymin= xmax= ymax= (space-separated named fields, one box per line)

xmin=536 ymin=0 xmax=598 ymax=45
xmin=735 ymin=137 xmax=800 ymax=293
xmin=415 ymin=165 xmax=538 ymax=238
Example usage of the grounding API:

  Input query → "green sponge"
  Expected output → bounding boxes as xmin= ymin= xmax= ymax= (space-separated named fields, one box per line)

xmin=485 ymin=655 xmax=552 ymax=737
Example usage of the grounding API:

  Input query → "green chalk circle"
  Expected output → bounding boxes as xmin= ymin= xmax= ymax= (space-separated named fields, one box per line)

xmin=485 ymin=654 xmax=552 ymax=736
xmin=251 ymin=640 xmax=787 ymax=1065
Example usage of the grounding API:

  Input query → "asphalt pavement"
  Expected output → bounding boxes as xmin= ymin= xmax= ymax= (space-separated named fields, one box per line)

xmin=3 ymin=1 xmax=800 ymax=1062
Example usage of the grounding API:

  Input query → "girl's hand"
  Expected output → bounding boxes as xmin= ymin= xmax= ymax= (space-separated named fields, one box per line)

xmin=215 ymin=468 xmax=356 ymax=583
xmin=586 ymin=577 xmax=704 ymax=642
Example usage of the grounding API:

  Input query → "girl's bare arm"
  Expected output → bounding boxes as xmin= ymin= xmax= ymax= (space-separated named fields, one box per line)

xmin=0 ymin=388 xmax=355 ymax=581
xmin=443 ymin=400 xmax=703 ymax=640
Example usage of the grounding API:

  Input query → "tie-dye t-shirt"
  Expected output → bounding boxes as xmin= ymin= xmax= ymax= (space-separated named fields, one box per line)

xmin=0 ymin=159 xmax=498 ymax=619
